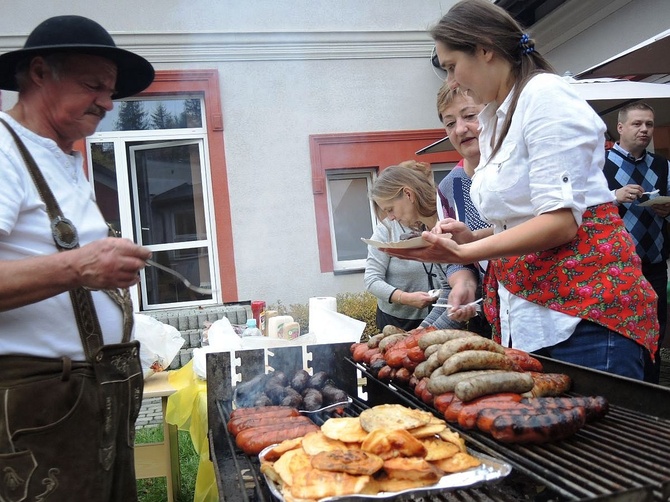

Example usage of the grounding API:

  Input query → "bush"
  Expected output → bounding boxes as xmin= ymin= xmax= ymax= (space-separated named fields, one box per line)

xmin=336 ymin=292 xmax=378 ymax=341
xmin=269 ymin=292 xmax=378 ymax=341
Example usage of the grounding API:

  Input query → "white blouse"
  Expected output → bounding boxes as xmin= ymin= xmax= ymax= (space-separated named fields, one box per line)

xmin=470 ymin=73 xmax=615 ymax=352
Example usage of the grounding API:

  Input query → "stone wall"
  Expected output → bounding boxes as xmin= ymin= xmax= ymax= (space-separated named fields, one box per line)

xmin=143 ymin=304 xmax=250 ymax=369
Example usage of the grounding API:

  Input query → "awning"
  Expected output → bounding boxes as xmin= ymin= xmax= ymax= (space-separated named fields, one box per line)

xmin=417 ymin=76 xmax=670 ymax=154
xmin=576 ymin=29 xmax=670 ymax=79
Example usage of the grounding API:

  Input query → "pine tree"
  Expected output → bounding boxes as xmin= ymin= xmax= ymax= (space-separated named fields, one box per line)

xmin=114 ymin=101 xmax=149 ymax=131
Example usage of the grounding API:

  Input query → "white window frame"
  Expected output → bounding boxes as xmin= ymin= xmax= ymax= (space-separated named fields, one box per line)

xmin=325 ymin=168 xmax=377 ymax=273
xmin=86 ymin=99 xmax=220 ymax=310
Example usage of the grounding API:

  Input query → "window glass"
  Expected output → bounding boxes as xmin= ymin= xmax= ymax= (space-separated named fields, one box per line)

xmin=97 ymin=97 xmax=203 ymax=132
xmin=327 ymin=171 xmax=375 ymax=270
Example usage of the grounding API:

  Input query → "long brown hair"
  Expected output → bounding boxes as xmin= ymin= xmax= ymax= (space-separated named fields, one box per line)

xmin=430 ymin=0 xmax=555 ymax=159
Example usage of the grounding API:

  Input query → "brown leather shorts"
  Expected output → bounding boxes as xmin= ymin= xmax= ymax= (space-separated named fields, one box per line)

xmin=0 ymin=341 xmax=143 ymax=502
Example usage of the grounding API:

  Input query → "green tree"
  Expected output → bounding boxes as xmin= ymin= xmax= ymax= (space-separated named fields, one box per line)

xmin=179 ymin=99 xmax=202 ymax=128
xmin=114 ymin=101 xmax=149 ymax=131
xmin=151 ymin=103 xmax=177 ymax=130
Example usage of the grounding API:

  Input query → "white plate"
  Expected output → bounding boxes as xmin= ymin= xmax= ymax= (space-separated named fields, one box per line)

xmin=638 ymin=195 xmax=670 ymax=206
xmin=259 ymin=446 xmax=512 ymax=502
xmin=361 ymin=236 xmax=430 ymax=249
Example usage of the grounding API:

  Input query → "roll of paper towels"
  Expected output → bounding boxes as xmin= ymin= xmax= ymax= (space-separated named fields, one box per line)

xmin=308 ymin=296 xmax=337 ymax=335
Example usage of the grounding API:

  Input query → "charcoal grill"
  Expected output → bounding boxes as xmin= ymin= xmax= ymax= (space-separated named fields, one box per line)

xmin=206 ymin=342 xmax=670 ymax=502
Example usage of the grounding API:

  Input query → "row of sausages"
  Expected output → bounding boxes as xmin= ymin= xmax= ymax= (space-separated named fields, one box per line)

xmin=351 ymin=327 xmax=609 ymax=444
xmin=228 ymin=405 xmax=319 ymax=455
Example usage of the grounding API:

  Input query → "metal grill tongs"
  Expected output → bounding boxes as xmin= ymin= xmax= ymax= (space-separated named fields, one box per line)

xmin=145 ymin=258 xmax=213 ymax=295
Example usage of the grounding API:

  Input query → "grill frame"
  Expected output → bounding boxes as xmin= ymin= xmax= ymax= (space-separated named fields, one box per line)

xmin=206 ymin=342 xmax=670 ymax=502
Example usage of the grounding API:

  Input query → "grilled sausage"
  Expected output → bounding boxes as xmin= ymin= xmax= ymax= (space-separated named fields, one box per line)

xmin=503 ymin=347 xmax=544 ymax=372
xmin=432 ymin=392 xmax=457 ymax=415
xmin=229 ymin=405 xmax=300 ymax=421
xmin=414 ymin=377 xmax=429 ymax=399
xmin=228 ymin=412 xmax=307 ymax=436
xmin=426 ymin=369 xmax=507 ymax=395
xmin=525 ymin=372 xmax=572 ymax=397
xmin=352 ymin=343 xmax=369 ymax=362
xmin=437 ymin=336 xmax=505 ymax=364
xmin=378 ymin=334 xmax=407 ymax=352
xmin=442 ymin=350 xmax=520 ymax=376
xmin=454 ymin=371 xmax=534 ymax=402
xmin=394 ymin=367 xmax=412 ymax=385
xmin=417 ymin=329 xmax=477 ymax=350
xmin=406 ymin=345 xmax=427 ymax=363
xmin=384 ymin=347 xmax=408 ymax=369
xmin=235 ymin=420 xmax=319 ymax=455
xmin=423 ymin=344 xmax=441 ymax=358
xmin=487 ymin=406 xmax=587 ymax=444
xmin=455 ymin=393 xmax=525 ymax=429
xmin=520 ymin=396 xmax=609 ymax=421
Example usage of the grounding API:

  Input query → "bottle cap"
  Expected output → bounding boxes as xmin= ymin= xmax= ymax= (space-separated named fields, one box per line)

xmin=246 ymin=318 xmax=257 ymax=328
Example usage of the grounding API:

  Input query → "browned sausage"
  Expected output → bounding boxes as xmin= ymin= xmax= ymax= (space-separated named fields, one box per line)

xmin=441 ymin=350 xmax=520 ymax=375
xmin=426 ymin=369 xmax=507 ymax=395
xmin=352 ymin=343 xmax=369 ymax=362
xmin=437 ymin=336 xmax=505 ymax=364
xmin=236 ymin=420 xmax=319 ymax=455
xmin=487 ymin=406 xmax=586 ymax=444
xmin=228 ymin=413 xmax=307 ymax=436
xmin=432 ymin=392 xmax=456 ymax=415
xmin=417 ymin=329 xmax=477 ymax=350
xmin=503 ymin=347 xmax=544 ymax=372
xmin=526 ymin=372 xmax=572 ymax=397
xmin=455 ymin=393 xmax=524 ymax=429
xmin=229 ymin=405 xmax=300 ymax=421
xmin=520 ymin=396 xmax=609 ymax=422
xmin=453 ymin=371 xmax=535 ymax=402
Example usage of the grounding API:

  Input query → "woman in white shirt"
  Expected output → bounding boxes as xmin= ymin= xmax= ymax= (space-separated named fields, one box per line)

xmin=384 ymin=0 xmax=657 ymax=380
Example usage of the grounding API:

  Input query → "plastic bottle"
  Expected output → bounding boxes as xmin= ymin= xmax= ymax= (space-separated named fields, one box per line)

xmin=241 ymin=318 xmax=263 ymax=337
xmin=251 ymin=301 xmax=266 ymax=333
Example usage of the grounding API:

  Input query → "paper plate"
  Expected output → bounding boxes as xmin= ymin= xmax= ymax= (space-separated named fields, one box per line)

xmin=361 ymin=236 xmax=430 ymax=249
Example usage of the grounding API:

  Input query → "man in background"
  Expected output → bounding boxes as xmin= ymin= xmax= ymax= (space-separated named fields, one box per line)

xmin=603 ymin=102 xmax=670 ymax=384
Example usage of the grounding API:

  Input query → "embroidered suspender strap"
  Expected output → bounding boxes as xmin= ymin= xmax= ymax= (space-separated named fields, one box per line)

xmin=0 ymin=118 xmax=133 ymax=357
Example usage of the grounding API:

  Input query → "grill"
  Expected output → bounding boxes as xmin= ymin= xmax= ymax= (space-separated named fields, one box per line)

xmin=206 ymin=342 xmax=670 ymax=502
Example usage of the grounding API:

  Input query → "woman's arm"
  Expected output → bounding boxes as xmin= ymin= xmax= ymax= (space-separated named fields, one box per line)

xmin=384 ymin=208 xmax=578 ymax=264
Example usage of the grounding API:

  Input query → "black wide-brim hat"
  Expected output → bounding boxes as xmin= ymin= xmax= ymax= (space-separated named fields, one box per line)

xmin=0 ymin=15 xmax=155 ymax=99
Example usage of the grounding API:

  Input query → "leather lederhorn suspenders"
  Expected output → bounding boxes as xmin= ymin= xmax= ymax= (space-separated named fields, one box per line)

xmin=0 ymin=118 xmax=133 ymax=360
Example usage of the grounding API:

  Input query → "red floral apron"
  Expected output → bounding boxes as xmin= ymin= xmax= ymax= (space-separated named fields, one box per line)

xmin=483 ymin=203 xmax=658 ymax=358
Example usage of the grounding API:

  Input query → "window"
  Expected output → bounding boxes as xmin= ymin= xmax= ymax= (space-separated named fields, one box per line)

xmin=310 ymin=131 xmax=463 ymax=273
xmin=326 ymin=170 xmax=376 ymax=272
xmin=85 ymin=70 xmax=237 ymax=309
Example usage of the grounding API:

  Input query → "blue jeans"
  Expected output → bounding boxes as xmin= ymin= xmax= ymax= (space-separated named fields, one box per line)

xmin=533 ymin=320 xmax=645 ymax=380
xmin=641 ymin=260 xmax=667 ymax=383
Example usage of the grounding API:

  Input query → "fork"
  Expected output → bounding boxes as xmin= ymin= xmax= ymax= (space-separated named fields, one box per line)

xmin=642 ymin=189 xmax=659 ymax=196
xmin=145 ymin=259 xmax=213 ymax=295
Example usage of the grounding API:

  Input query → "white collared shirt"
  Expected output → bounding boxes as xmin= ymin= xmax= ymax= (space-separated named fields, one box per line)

xmin=470 ymin=73 xmax=614 ymax=351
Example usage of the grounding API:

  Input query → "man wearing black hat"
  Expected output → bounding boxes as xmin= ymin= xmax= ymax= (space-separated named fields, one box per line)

xmin=0 ymin=16 xmax=154 ymax=501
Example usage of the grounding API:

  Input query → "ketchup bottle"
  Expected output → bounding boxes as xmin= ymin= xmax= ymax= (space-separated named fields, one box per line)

xmin=251 ymin=300 xmax=266 ymax=335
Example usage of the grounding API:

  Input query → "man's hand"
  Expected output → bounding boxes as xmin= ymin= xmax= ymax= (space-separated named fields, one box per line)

xmin=75 ymin=237 xmax=152 ymax=289
xmin=651 ymin=202 xmax=670 ymax=218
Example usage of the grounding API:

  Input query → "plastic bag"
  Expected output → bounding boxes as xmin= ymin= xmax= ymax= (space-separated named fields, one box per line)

xmin=134 ymin=314 xmax=186 ymax=378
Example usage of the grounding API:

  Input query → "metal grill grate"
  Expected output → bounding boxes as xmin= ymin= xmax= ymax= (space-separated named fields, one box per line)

xmin=206 ymin=343 xmax=670 ymax=502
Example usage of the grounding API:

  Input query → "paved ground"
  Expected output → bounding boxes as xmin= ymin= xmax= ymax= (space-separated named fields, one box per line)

xmin=136 ymin=397 xmax=164 ymax=429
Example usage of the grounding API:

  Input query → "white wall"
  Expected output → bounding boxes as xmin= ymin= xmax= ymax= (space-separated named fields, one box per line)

xmin=0 ymin=1 xmax=455 ymax=308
